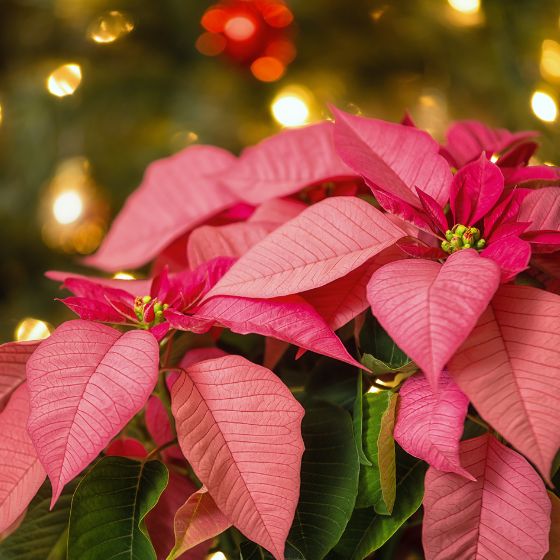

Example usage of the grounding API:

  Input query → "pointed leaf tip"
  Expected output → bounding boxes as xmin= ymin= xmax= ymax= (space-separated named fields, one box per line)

xmin=26 ymin=320 xmax=159 ymax=505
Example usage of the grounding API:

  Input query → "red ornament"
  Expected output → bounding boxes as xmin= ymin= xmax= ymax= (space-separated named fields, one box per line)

xmin=197 ymin=0 xmax=296 ymax=82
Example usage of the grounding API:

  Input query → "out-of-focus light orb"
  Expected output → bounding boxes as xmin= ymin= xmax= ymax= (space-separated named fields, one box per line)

xmin=531 ymin=91 xmax=558 ymax=122
xmin=540 ymin=40 xmax=560 ymax=82
xmin=196 ymin=32 xmax=227 ymax=56
xmin=53 ymin=190 xmax=83 ymax=224
xmin=15 ymin=318 xmax=51 ymax=341
xmin=271 ymin=90 xmax=310 ymax=127
xmin=448 ymin=0 xmax=480 ymax=14
xmin=88 ymin=11 xmax=134 ymax=44
xmin=367 ymin=385 xmax=382 ymax=394
xmin=113 ymin=272 xmax=135 ymax=280
xmin=224 ymin=16 xmax=256 ymax=41
xmin=0 ymin=103 xmax=3 ymax=126
xmin=490 ymin=153 xmax=499 ymax=163
xmin=250 ymin=56 xmax=285 ymax=82
xmin=206 ymin=553 xmax=227 ymax=560
xmin=47 ymin=64 xmax=82 ymax=97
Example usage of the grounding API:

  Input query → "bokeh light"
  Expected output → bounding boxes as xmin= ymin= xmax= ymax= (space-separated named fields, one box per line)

xmin=206 ymin=553 xmax=227 ymax=560
xmin=14 ymin=318 xmax=51 ymax=341
xmin=447 ymin=0 xmax=480 ymax=14
xmin=88 ymin=11 xmax=134 ymax=44
xmin=0 ymin=103 xmax=3 ymax=126
xmin=224 ymin=16 xmax=256 ymax=41
xmin=113 ymin=272 xmax=136 ymax=280
xmin=367 ymin=385 xmax=382 ymax=394
xmin=46 ymin=63 xmax=82 ymax=97
xmin=251 ymin=56 xmax=285 ymax=82
xmin=540 ymin=39 xmax=560 ymax=82
xmin=531 ymin=90 xmax=558 ymax=122
xmin=271 ymin=86 xmax=313 ymax=127
xmin=52 ymin=190 xmax=83 ymax=225
xmin=196 ymin=32 xmax=227 ymax=56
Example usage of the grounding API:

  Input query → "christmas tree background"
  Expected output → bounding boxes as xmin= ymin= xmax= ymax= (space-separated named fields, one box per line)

xmin=1 ymin=0 xmax=559 ymax=341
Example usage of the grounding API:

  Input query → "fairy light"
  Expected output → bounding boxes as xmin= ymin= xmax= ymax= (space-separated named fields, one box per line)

xmin=52 ymin=190 xmax=83 ymax=225
xmin=113 ymin=272 xmax=136 ymax=280
xmin=206 ymin=553 xmax=227 ymax=560
xmin=271 ymin=86 xmax=314 ymax=127
xmin=367 ymin=385 xmax=382 ymax=394
xmin=447 ymin=0 xmax=480 ymax=14
xmin=0 ymin=102 xmax=3 ymax=126
xmin=14 ymin=318 xmax=51 ymax=341
xmin=88 ymin=11 xmax=134 ymax=44
xmin=46 ymin=64 xmax=82 ymax=97
xmin=531 ymin=90 xmax=558 ymax=122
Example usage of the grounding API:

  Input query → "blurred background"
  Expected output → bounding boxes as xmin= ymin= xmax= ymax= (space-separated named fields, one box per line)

xmin=1 ymin=0 xmax=560 ymax=342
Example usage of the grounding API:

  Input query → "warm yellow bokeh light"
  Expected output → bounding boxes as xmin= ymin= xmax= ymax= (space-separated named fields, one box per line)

xmin=531 ymin=90 xmax=558 ymax=122
xmin=88 ymin=11 xmax=134 ymax=44
xmin=52 ymin=190 xmax=84 ymax=224
xmin=0 ymin=103 xmax=3 ymax=126
xmin=206 ymin=553 xmax=227 ymax=560
xmin=113 ymin=272 xmax=136 ymax=280
xmin=15 ymin=318 xmax=51 ymax=342
xmin=540 ymin=39 xmax=560 ymax=82
xmin=271 ymin=87 xmax=312 ymax=128
xmin=448 ymin=0 xmax=480 ymax=14
xmin=47 ymin=64 xmax=82 ymax=97
xmin=367 ymin=385 xmax=382 ymax=394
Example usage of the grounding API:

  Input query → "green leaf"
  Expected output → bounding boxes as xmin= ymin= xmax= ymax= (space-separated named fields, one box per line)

xmin=355 ymin=391 xmax=397 ymax=512
xmin=333 ymin=453 xmax=426 ymax=560
xmin=305 ymin=361 xmax=358 ymax=409
xmin=288 ymin=401 xmax=360 ymax=560
xmin=67 ymin=457 xmax=168 ymax=560
xmin=359 ymin=312 xmax=414 ymax=374
xmin=240 ymin=540 xmax=305 ymax=559
xmin=377 ymin=393 xmax=398 ymax=515
xmin=353 ymin=373 xmax=372 ymax=466
xmin=0 ymin=479 xmax=78 ymax=560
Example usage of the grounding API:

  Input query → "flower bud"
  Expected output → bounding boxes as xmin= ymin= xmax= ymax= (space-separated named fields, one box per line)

xmin=143 ymin=300 xmax=156 ymax=323
xmin=463 ymin=243 xmax=472 ymax=249
xmin=476 ymin=239 xmax=486 ymax=249
xmin=450 ymin=235 xmax=463 ymax=250
xmin=142 ymin=295 xmax=152 ymax=304
xmin=469 ymin=227 xmax=481 ymax=241
xmin=454 ymin=224 xmax=467 ymax=237
xmin=445 ymin=230 xmax=454 ymax=241
xmin=441 ymin=240 xmax=451 ymax=253
xmin=462 ymin=232 xmax=474 ymax=245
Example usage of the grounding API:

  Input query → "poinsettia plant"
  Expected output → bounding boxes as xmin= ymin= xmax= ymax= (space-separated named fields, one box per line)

xmin=1 ymin=106 xmax=559 ymax=560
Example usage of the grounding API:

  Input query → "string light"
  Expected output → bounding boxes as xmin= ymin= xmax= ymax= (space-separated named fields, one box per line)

xmin=540 ymin=39 xmax=560 ymax=82
xmin=52 ymin=190 xmax=83 ymax=225
xmin=251 ymin=57 xmax=285 ymax=82
xmin=88 ymin=11 xmax=134 ymax=44
xmin=271 ymin=86 xmax=314 ymax=127
xmin=113 ymin=272 xmax=136 ymax=280
xmin=447 ymin=0 xmax=480 ymax=14
xmin=531 ymin=90 xmax=558 ymax=122
xmin=14 ymin=318 xmax=51 ymax=341
xmin=46 ymin=64 xmax=82 ymax=97
xmin=206 ymin=553 xmax=227 ymax=560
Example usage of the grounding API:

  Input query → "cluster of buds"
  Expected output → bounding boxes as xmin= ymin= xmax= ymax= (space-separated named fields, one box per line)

xmin=133 ymin=295 xmax=168 ymax=327
xmin=441 ymin=224 xmax=486 ymax=254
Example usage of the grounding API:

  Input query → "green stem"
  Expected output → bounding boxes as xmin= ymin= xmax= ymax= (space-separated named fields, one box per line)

xmin=467 ymin=414 xmax=489 ymax=431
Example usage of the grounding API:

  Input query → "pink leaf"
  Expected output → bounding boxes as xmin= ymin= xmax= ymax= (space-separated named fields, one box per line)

xmin=170 ymin=487 xmax=232 ymax=558
xmin=47 ymin=270 xmax=151 ymax=297
xmin=189 ymin=295 xmax=362 ymax=368
xmin=205 ymin=197 xmax=405 ymax=300
xmin=145 ymin=471 xmax=210 ymax=560
xmin=443 ymin=120 xmax=537 ymax=168
xmin=333 ymin=107 xmax=452 ymax=205
xmin=223 ymin=122 xmax=355 ymax=204
xmin=26 ymin=320 xmax=160 ymax=505
xmin=59 ymin=296 xmax=128 ymax=323
xmin=422 ymin=434 xmax=550 ymax=560
xmin=502 ymin=165 xmax=560 ymax=187
xmin=171 ymin=355 xmax=304 ymax=559
xmin=0 ymin=384 xmax=46 ymax=533
xmin=448 ymin=285 xmax=560 ymax=484
xmin=178 ymin=347 xmax=228 ymax=370
xmin=367 ymin=250 xmax=501 ymax=389
xmin=393 ymin=371 xmax=473 ymax=479
xmin=263 ymin=338 xmax=290 ymax=370
xmin=449 ymin=155 xmax=504 ymax=226
xmin=85 ymin=146 xmax=238 ymax=271
xmin=302 ymin=245 xmax=405 ymax=332
xmin=518 ymin=187 xmax=560 ymax=232
xmin=187 ymin=221 xmax=276 ymax=269
xmin=0 ymin=340 xmax=40 ymax=410
xmin=145 ymin=396 xmax=183 ymax=462
xmin=105 ymin=437 xmax=148 ymax=458
xmin=416 ymin=188 xmax=449 ymax=234
xmin=482 ymin=236 xmax=532 ymax=282
xmin=248 ymin=198 xmax=307 ymax=224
